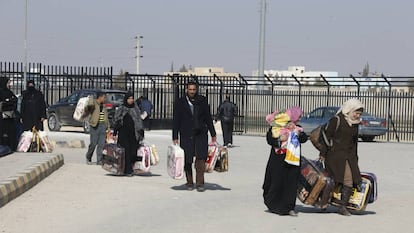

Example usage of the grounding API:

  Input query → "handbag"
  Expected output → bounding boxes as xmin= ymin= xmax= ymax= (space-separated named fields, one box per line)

xmin=1 ymin=110 xmax=16 ymax=119
xmin=28 ymin=127 xmax=41 ymax=152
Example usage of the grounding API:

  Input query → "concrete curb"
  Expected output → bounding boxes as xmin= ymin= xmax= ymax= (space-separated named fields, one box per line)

xmin=0 ymin=154 xmax=64 ymax=208
xmin=54 ymin=140 xmax=86 ymax=148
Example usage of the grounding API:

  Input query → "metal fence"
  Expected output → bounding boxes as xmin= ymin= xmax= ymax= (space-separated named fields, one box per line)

xmin=1 ymin=62 xmax=414 ymax=142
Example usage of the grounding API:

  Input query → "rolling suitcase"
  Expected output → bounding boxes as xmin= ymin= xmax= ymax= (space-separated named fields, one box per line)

xmin=102 ymin=143 xmax=125 ymax=175
xmin=167 ymin=144 xmax=184 ymax=179
xmin=361 ymin=172 xmax=378 ymax=203
xmin=297 ymin=156 xmax=329 ymax=205
xmin=331 ymin=177 xmax=372 ymax=211
xmin=214 ymin=146 xmax=229 ymax=172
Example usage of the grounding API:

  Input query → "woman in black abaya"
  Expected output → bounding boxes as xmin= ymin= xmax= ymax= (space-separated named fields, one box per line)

xmin=113 ymin=92 xmax=144 ymax=176
xmin=0 ymin=77 xmax=18 ymax=151
xmin=262 ymin=107 xmax=307 ymax=216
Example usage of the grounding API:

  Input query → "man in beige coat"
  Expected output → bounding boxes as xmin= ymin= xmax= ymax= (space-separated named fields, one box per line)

xmin=85 ymin=92 xmax=110 ymax=165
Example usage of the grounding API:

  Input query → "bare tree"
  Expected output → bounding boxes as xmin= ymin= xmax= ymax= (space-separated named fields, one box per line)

xmin=113 ymin=69 xmax=126 ymax=90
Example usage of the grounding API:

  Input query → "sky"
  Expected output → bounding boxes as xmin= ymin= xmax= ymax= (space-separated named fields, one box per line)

xmin=1 ymin=0 xmax=414 ymax=76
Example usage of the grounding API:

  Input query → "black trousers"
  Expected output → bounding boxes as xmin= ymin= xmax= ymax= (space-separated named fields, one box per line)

xmin=221 ymin=120 xmax=234 ymax=145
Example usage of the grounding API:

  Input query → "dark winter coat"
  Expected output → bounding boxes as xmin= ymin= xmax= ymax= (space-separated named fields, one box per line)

xmin=324 ymin=113 xmax=362 ymax=185
xmin=21 ymin=88 xmax=47 ymax=131
xmin=216 ymin=100 xmax=237 ymax=122
xmin=173 ymin=95 xmax=216 ymax=163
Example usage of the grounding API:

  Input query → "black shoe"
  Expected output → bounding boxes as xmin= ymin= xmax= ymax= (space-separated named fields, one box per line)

xmin=125 ymin=173 xmax=134 ymax=177
xmin=96 ymin=161 xmax=103 ymax=165
xmin=186 ymin=184 xmax=194 ymax=191
xmin=338 ymin=206 xmax=351 ymax=216
xmin=196 ymin=186 xmax=205 ymax=192
xmin=288 ymin=210 xmax=298 ymax=217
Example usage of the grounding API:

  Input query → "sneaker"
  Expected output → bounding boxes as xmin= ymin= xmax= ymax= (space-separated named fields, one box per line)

xmin=227 ymin=143 xmax=232 ymax=148
xmin=86 ymin=159 xmax=93 ymax=165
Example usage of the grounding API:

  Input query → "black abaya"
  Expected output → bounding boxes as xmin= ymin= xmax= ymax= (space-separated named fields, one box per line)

xmin=263 ymin=149 xmax=300 ymax=215
xmin=116 ymin=113 xmax=140 ymax=175
xmin=262 ymin=127 xmax=307 ymax=215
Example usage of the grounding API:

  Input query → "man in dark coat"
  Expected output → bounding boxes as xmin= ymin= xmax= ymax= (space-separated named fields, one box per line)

xmin=21 ymin=80 xmax=47 ymax=131
xmin=173 ymin=81 xmax=216 ymax=192
xmin=216 ymin=95 xmax=237 ymax=147
xmin=0 ymin=76 xmax=18 ymax=151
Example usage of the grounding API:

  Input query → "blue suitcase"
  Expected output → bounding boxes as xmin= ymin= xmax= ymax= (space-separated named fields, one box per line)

xmin=361 ymin=172 xmax=378 ymax=203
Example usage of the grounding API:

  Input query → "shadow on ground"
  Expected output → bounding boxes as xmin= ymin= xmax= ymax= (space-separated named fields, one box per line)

xmin=296 ymin=204 xmax=376 ymax=215
xmin=171 ymin=182 xmax=231 ymax=191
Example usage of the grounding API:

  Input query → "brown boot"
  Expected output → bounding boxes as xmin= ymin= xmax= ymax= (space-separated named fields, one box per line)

xmin=195 ymin=159 xmax=205 ymax=192
xmin=338 ymin=186 xmax=353 ymax=216
xmin=318 ymin=179 xmax=334 ymax=210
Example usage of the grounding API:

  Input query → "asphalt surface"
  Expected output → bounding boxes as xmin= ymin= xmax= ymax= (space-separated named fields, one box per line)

xmin=0 ymin=128 xmax=414 ymax=233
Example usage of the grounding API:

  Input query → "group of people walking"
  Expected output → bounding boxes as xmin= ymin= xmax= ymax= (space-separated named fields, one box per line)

xmin=263 ymin=98 xmax=365 ymax=217
xmin=2 ymin=75 xmax=365 ymax=216
xmin=0 ymin=76 xmax=47 ymax=153
xmin=85 ymin=81 xmax=235 ymax=186
xmin=84 ymin=91 xmax=145 ymax=177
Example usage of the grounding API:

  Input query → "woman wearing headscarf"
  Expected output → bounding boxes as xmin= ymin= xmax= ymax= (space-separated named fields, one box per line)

xmin=322 ymin=98 xmax=364 ymax=216
xmin=262 ymin=106 xmax=307 ymax=216
xmin=0 ymin=76 xmax=18 ymax=151
xmin=113 ymin=92 xmax=144 ymax=176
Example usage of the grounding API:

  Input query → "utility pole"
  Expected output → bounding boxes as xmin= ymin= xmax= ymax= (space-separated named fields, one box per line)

xmin=24 ymin=0 xmax=28 ymax=83
xmin=258 ymin=0 xmax=267 ymax=82
xmin=135 ymin=35 xmax=143 ymax=74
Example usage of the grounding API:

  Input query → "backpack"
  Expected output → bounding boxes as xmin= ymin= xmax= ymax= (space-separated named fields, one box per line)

xmin=309 ymin=115 xmax=340 ymax=152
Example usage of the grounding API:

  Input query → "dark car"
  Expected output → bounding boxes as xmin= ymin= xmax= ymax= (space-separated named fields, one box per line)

xmin=47 ymin=89 xmax=126 ymax=132
xmin=299 ymin=106 xmax=387 ymax=142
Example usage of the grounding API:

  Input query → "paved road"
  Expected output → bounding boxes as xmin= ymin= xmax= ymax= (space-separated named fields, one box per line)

xmin=1 ymin=130 xmax=413 ymax=233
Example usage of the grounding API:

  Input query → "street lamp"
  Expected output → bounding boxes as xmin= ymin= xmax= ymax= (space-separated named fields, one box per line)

xmin=135 ymin=35 xmax=143 ymax=74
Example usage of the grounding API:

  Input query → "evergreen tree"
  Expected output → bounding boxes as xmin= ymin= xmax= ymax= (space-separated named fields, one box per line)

xmin=362 ymin=62 xmax=369 ymax=77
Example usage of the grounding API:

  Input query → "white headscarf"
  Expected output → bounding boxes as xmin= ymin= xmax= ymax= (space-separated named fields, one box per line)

xmin=336 ymin=98 xmax=364 ymax=126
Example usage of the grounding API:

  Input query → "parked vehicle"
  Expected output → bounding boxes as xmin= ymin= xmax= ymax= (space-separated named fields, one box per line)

xmin=46 ymin=89 xmax=126 ymax=132
xmin=299 ymin=106 xmax=387 ymax=142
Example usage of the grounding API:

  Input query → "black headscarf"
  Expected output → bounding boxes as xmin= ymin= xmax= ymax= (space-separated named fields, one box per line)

xmin=0 ymin=77 xmax=10 ymax=89
xmin=26 ymin=80 xmax=36 ymax=92
xmin=0 ymin=76 xmax=17 ymax=111
xmin=123 ymin=91 xmax=135 ymax=108
xmin=114 ymin=91 xmax=143 ymax=142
